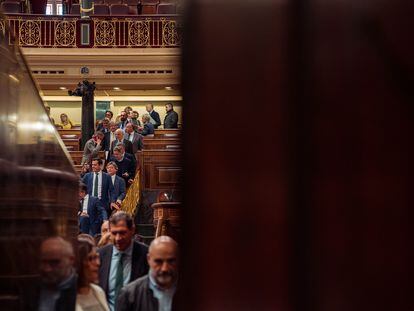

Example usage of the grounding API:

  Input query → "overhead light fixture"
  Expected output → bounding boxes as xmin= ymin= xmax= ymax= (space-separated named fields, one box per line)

xmin=59 ymin=86 xmax=67 ymax=90
xmin=113 ymin=87 xmax=121 ymax=91
xmin=165 ymin=86 xmax=173 ymax=90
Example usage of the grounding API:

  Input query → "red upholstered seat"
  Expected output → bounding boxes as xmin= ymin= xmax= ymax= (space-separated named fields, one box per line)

xmin=141 ymin=0 xmax=158 ymax=4
xmin=0 ymin=1 xmax=21 ymax=13
xmin=94 ymin=0 xmax=104 ymax=4
xmin=157 ymin=3 xmax=175 ymax=14
xmin=92 ymin=4 xmax=109 ymax=15
xmin=104 ymin=0 xmax=120 ymax=5
xmin=159 ymin=0 xmax=176 ymax=3
xmin=128 ymin=5 xmax=138 ymax=14
xmin=110 ymin=3 xmax=129 ymax=15
xmin=141 ymin=4 xmax=157 ymax=14
xmin=123 ymin=0 xmax=139 ymax=4
xmin=70 ymin=3 xmax=80 ymax=14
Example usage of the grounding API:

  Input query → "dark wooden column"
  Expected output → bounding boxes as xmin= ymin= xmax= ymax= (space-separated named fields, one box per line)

xmin=179 ymin=0 xmax=414 ymax=310
xmin=180 ymin=1 xmax=292 ymax=310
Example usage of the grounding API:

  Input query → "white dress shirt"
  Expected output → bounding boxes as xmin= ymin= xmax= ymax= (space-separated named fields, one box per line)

xmin=92 ymin=171 xmax=103 ymax=199
xmin=82 ymin=194 xmax=89 ymax=213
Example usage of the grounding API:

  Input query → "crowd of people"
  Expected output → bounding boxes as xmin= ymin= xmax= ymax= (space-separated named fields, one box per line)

xmin=37 ymin=212 xmax=179 ymax=311
xmin=78 ymin=103 xmax=179 ymax=217
xmin=45 ymin=103 xmax=179 ymax=133
xmin=33 ymin=103 xmax=180 ymax=310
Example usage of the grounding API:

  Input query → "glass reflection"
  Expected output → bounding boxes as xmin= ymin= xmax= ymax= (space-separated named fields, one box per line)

xmin=0 ymin=14 xmax=78 ymax=310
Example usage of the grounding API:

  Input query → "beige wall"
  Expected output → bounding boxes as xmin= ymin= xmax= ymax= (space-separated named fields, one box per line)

xmin=45 ymin=101 xmax=183 ymax=127
xmin=46 ymin=101 xmax=82 ymax=125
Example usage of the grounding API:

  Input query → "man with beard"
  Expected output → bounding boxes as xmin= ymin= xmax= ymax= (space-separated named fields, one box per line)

xmin=37 ymin=237 xmax=77 ymax=311
xmin=98 ymin=211 xmax=149 ymax=311
xmin=116 ymin=236 xmax=178 ymax=311
xmin=118 ymin=110 xmax=129 ymax=131
xmin=163 ymin=103 xmax=179 ymax=129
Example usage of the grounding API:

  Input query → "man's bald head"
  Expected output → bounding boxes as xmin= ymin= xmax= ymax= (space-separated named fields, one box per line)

xmin=149 ymin=236 xmax=178 ymax=253
xmin=147 ymin=236 xmax=178 ymax=289
xmin=40 ymin=237 xmax=74 ymax=287
xmin=115 ymin=128 xmax=124 ymax=140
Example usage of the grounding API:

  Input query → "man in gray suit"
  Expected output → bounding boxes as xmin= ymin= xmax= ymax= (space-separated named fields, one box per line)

xmin=124 ymin=123 xmax=143 ymax=154
xmin=163 ymin=103 xmax=179 ymax=129
xmin=81 ymin=131 xmax=104 ymax=165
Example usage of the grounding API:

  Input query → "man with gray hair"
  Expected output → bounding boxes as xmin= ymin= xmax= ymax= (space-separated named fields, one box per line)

xmin=116 ymin=236 xmax=179 ymax=311
xmin=110 ymin=128 xmax=133 ymax=156
xmin=139 ymin=113 xmax=155 ymax=136
xmin=98 ymin=211 xmax=149 ymax=311
xmin=37 ymin=237 xmax=77 ymax=311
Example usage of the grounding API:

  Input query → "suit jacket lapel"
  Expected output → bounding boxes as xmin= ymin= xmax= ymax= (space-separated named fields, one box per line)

xmin=101 ymin=246 xmax=113 ymax=295
xmin=131 ymin=242 xmax=141 ymax=280
xmin=87 ymin=197 xmax=92 ymax=216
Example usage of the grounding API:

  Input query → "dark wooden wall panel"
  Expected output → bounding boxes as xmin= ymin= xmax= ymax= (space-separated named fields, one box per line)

xmin=180 ymin=0 xmax=413 ymax=310
xmin=181 ymin=1 xmax=291 ymax=310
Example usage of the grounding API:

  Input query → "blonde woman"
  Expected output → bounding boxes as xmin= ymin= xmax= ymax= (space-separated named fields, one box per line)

xmin=60 ymin=113 xmax=73 ymax=129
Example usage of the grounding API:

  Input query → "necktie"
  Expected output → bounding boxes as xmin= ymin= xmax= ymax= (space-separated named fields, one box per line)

xmin=79 ymin=199 xmax=84 ymax=213
xmin=93 ymin=173 xmax=99 ymax=197
xmin=114 ymin=253 xmax=125 ymax=299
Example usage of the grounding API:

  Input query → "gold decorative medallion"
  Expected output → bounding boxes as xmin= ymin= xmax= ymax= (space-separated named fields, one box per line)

xmin=128 ymin=20 xmax=150 ymax=46
xmin=94 ymin=20 xmax=115 ymax=46
xmin=19 ymin=20 xmax=41 ymax=46
xmin=54 ymin=20 xmax=76 ymax=47
xmin=162 ymin=19 xmax=180 ymax=46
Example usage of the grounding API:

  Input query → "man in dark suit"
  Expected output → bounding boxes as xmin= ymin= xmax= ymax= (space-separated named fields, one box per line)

xmin=78 ymin=183 xmax=108 ymax=236
xmin=139 ymin=114 xmax=155 ymax=136
xmin=106 ymin=161 xmax=126 ymax=214
xmin=118 ymin=110 xmax=129 ymax=131
xmin=82 ymin=158 xmax=114 ymax=215
xmin=98 ymin=211 xmax=149 ymax=311
xmin=124 ymin=123 xmax=143 ymax=153
xmin=110 ymin=146 xmax=135 ymax=185
xmin=116 ymin=236 xmax=178 ymax=311
xmin=37 ymin=237 xmax=77 ymax=311
xmin=110 ymin=128 xmax=133 ymax=156
xmin=163 ymin=103 xmax=179 ymax=129
xmin=146 ymin=103 xmax=161 ymax=129
xmin=97 ymin=117 xmax=110 ymax=133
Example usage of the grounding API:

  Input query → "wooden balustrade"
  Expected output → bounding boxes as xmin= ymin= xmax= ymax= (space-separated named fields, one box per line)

xmin=151 ymin=201 xmax=181 ymax=240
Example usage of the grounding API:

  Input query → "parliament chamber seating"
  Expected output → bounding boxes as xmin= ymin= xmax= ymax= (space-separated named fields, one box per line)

xmin=157 ymin=2 xmax=175 ymax=14
xmin=92 ymin=4 xmax=110 ymax=15
xmin=65 ymin=0 xmax=180 ymax=16
xmin=109 ymin=3 xmax=129 ymax=15
xmin=140 ymin=0 xmax=158 ymax=14
xmin=70 ymin=3 xmax=80 ymax=14
xmin=58 ymin=129 xmax=81 ymax=151
xmin=68 ymin=150 xmax=106 ymax=165
xmin=104 ymin=0 xmax=120 ymax=5
xmin=143 ymin=137 xmax=181 ymax=149
xmin=0 ymin=1 xmax=21 ymax=13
